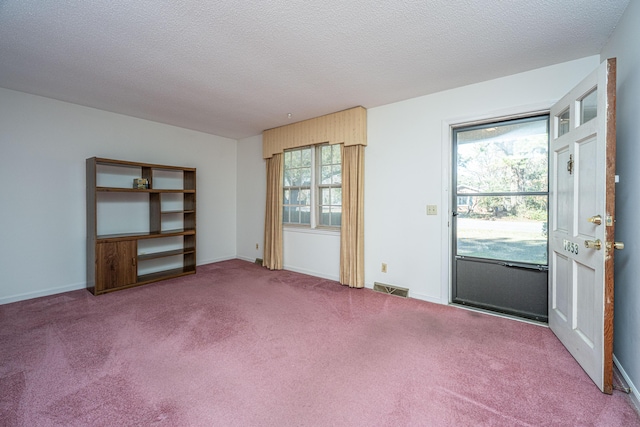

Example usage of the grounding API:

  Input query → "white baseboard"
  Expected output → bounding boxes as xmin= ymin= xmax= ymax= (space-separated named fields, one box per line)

xmin=614 ymin=355 xmax=640 ymax=411
xmin=0 ymin=282 xmax=86 ymax=305
xmin=408 ymin=291 xmax=444 ymax=305
xmin=197 ymin=256 xmax=237 ymax=266
xmin=282 ymin=264 xmax=339 ymax=282
xmin=235 ymin=255 xmax=260 ymax=263
xmin=1 ymin=256 xmax=238 ymax=306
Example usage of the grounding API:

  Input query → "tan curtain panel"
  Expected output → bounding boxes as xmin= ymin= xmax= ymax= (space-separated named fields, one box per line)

xmin=340 ymin=144 xmax=365 ymax=288
xmin=263 ymin=153 xmax=283 ymax=270
xmin=263 ymin=106 xmax=367 ymax=159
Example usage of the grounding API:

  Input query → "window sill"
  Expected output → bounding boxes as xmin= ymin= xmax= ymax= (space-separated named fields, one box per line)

xmin=283 ymin=225 xmax=340 ymax=236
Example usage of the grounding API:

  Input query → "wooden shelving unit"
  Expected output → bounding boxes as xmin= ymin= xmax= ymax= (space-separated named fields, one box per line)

xmin=86 ymin=157 xmax=196 ymax=295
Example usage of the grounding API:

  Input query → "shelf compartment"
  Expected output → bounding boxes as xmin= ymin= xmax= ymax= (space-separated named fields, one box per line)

xmin=96 ymin=187 xmax=194 ymax=193
xmin=137 ymin=248 xmax=195 ymax=261
xmin=137 ymin=267 xmax=196 ymax=285
xmin=94 ymin=157 xmax=196 ymax=171
xmin=96 ymin=228 xmax=195 ymax=243
xmin=152 ymin=169 xmax=184 ymax=190
xmin=161 ymin=210 xmax=195 ymax=214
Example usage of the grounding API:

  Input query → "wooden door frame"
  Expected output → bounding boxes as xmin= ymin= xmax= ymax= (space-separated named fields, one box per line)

xmin=603 ymin=57 xmax=617 ymax=394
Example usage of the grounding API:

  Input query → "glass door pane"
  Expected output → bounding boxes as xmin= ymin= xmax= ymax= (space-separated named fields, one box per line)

xmin=456 ymin=195 xmax=548 ymax=265
xmin=455 ymin=116 xmax=549 ymax=266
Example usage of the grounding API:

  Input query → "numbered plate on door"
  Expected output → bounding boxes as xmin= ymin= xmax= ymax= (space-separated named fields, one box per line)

xmin=563 ymin=239 xmax=579 ymax=255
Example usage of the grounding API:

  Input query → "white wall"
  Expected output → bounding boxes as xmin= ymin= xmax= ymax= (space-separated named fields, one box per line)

xmin=365 ymin=56 xmax=599 ymax=301
xmin=283 ymin=228 xmax=340 ymax=280
xmin=0 ymin=88 xmax=237 ymax=304
xmin=233 ymin=57 xmax=601 ymax=296
xmin=236 ymin=134 xmax=266 ymax=262
xmin=600 ymin=0 xmax=640 ymax=406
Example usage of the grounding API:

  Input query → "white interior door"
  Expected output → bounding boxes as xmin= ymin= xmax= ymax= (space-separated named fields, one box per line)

xmin=549 ymin=58 xmax=618 ymax=393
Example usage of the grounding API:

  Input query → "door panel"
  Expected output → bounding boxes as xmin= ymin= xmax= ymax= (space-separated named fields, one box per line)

xmin=96 ymin=241 xmax=137 ymax=291
xmin=456 ymin=258 xmax=548 ymax=319
xmin=549 ymin=58 xmax=617 ymax=393
xmin=554 ymin=147 xmax=571 ymax=233
xmin=576 ymin=137 xmax=598 ymax=238
xmin=575 ymin=262 xmax=596 ymax=346
xmin=551 ymin=251 xmax=569 ymax=320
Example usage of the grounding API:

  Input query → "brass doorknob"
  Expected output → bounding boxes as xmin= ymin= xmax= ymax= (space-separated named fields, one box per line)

xmin=584 ymin=239 xmax=602 ymax=250
xmin=588 ymin=215 xmax=602 ymax=225
xmin=606 ymin=241 xmax=625 ymax=251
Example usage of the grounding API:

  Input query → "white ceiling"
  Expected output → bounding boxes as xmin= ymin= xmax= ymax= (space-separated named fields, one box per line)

xmin=0 ymin=1 xmax=630 ymax=140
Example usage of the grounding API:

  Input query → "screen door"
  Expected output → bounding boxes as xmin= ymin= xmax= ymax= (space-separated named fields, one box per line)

xmin=452 ymin=115 xmax=549 ymax=322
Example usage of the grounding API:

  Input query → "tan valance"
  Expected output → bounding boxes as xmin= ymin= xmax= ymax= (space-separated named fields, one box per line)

xmin=262 ymin=106 xmax=367 ymax=159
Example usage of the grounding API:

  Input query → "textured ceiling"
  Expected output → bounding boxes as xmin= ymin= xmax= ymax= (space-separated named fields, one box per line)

xmin=0 ymin=1 xmax=630 ymax=139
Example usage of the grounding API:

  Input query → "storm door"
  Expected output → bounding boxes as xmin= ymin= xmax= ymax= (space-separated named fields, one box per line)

xmin=452 ymin=115 xmax=550 ymax=322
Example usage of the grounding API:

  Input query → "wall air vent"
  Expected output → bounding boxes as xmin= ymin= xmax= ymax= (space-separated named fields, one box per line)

xmin=373 ymin=282 xmax=409 ymax=298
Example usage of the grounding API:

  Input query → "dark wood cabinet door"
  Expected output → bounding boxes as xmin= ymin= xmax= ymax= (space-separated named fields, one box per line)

xmin=96 ymin=241 xmax=137 ymax=291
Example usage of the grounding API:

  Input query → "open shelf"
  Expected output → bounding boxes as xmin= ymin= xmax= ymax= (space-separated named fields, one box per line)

xmin=161 ymin=210 xmax=196 ymax=215
xmin=96 ymin=229 xmax=195 ymax=243
xmin=87 ymin=157 xmax=197 ymax=295
xmin=137 ymin=247 xmax=196 ymax=261
xmin=97 ymin=187 xmax=195 ymax=193
xmin=137 ymin=267 xmax=196 ymax=285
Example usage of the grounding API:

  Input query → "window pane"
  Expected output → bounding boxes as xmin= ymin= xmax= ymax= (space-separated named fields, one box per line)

xmin=456 ymin=195 xmax=548 ymax=265
xmin=456 ymin=118 xmax=549 ymax=193
xmin=320 ymin=206 xmax=331 ymax=226
xmin=301 ymin=168 xmax=311 ymax=186
xmin=290 ymin=189 xmax=299 ymax=204
xmin=318 ymin=206 xmax=342 ymax=227
xmin=300 ymin=189 xmax=310 ymax=205
xmin=580 ymin=88 xmax=597 ymax=125
xmin=321 ymin=145 xmax=332 ymax=164
xmin=332 ymin=145 xmax=341 ymax=164
xmin=332 ymin=165 xmax=342 ymax=184
xmin=283 ymin=206 xmax=290 ymax=223
xmin=321 ymin=166 xmax=332 ymax=185
xmin=290 ymin=207 xmax=300 ymax=223
xmin=558 ymin=108 xmax=570 ymax=137
xmin=301 ymin=148 xmax=312 ymax=167
xmin=294 ymin=169 xmax=303 ymax=186
xmin=300 ymin=207 xmax=311 ymax=224
xmin=293 ymin=150 xmax=302 ymax=167
xmin=321 ymin=187 xmax=330 ymax=205
xmin=332 ymin=188 xmax=342 ymax=205
xmin=332 ymin=210 xmax=341 ymax=226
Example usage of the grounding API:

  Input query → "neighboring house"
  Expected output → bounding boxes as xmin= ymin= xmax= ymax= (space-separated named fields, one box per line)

xmin=456 ymin=185 xmax=479 ymax=213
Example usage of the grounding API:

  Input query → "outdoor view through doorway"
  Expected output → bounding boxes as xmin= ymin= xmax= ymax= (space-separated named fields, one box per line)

xmin=452 ymin=115 xmax=550 ymax=322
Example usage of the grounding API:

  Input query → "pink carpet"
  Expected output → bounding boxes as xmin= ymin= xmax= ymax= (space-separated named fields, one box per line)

xmin=1 ymin=259 xmax=638 ymax=426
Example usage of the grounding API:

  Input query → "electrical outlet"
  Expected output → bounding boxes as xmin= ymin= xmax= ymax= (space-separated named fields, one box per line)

xmin=381 ymin=263 xmax=387 ymax=273
xmin=426 ymin=205 xmax=438 ymax=215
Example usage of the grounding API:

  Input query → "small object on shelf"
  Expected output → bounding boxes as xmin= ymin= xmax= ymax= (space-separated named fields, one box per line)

xmin=133 ymin=178 xmax=149 ymax=189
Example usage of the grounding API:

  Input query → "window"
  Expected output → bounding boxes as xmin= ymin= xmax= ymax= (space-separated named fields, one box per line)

xmin=283 ymin=144 xmax=341 ymax=228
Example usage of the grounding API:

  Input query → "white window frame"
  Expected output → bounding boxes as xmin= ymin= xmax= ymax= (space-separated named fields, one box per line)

xmin=283 ymin=144 xmax=341 ymax=231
